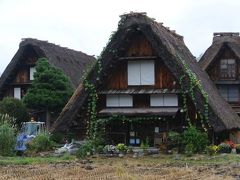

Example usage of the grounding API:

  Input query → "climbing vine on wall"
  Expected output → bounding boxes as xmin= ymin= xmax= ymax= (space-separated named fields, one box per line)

xmin=82 ymin=60 xmax=102 ymax=139
xmin=177 ymin=55 xmax=210 ymax=132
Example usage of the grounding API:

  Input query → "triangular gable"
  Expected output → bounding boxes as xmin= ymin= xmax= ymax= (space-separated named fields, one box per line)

xmin=0 ymin=39 xmax=95 ymax=97
xmin=51 ymin=13 xmax=240 ymax=132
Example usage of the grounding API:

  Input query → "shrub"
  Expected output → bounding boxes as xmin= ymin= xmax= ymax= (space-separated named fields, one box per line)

xmin=185 ymin=143 xmax=194 ymax=156
xmin=181 ymin=126 xmax=209 ymax=153
xmin=50 ymin=133 xmax=65 ymax=144
xmin=28 ymin=133 xmax=54 ymax=152
xmin=0 ymin=114 xmax=16 ymax=128
xmin=206 ymin=145 xmax=219 ymax=156
xmin=0 ymin=97 xmax=29 ymax=129
xmin=218 ymin=143 xmax=231 ymax=153
xmin=116 ymin=143 xmax=128 ymax=153
xmin=167 ymin=131 xmax=181 ymax=150
xmin=140 ymin=137 xmax=150 ymax=150
xmin=0 ymin=123 xmax=16 ymax=156
xmin=76 ymin=142 xmax=94 ymax=159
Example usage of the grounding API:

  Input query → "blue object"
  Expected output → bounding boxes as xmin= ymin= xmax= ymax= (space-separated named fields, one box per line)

xmin=15 ymin=133 xmax=27 ymax=151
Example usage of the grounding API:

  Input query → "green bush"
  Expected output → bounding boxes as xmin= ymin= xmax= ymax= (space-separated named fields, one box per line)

xmin=181 ymin=126 xmax=209 ymax=153
xmin=50 ymin=133 xmax=65 ymax=144
xmin=0 ymin=97 xmax=29 ymax=129
xmin=116 ymin=143 xmax=128 ymax=153
xmin=140 ymin=137 xmax=150 ymax=149
xmin=0 ymin=123 xmax=16 ymax=156
xmin=76 ymin=142 xmax=94 ymax=159
xmin=206 ymin=145 xmax=219 ymax=156
xmin=185 ymin=143 xmax=194 ymax=156
xmin=167 ymin=131 xmax=181 ymax=150
xmin=28 ymin=133 xmax=54 ymax=152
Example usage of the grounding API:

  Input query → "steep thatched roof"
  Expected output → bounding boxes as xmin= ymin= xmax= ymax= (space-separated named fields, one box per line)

xmin=199 ymin=32 xmax=240 ymax=70
xmin=0 ymin=38 xmax=95 ymax=91
xmin=51 ymin=13 xmax=240 ymax=133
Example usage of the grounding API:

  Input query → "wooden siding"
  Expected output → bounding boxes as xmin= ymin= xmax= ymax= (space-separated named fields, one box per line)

xmin=106 ymin=34 xmax=176 ymax=89
xmin=14 ymin=69 xmax=29 ymax=83
xmin=1 ymin=49 xmax=38 ymax=100
xmin=126 ymin=34 xmax=156 ymax=57
xmin=107 ymin=62 xmax=127 ymax=89
xmin=106 ymin=60 xmax=176 ymax=89
xmin=207 ymin=47 xmax=239 ymax=81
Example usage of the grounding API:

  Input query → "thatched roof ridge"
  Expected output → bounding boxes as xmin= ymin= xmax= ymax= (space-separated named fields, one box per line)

xmin=199 ymin=32 xmax=240 ymax=70
xmin=51 ymin=13 xmax=240 ymax=132
xmin=0 ymin=38 xmax=95 ymax=90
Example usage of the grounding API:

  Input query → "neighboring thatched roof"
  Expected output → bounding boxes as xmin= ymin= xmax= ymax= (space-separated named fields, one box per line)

xmin=199 ymin=32 xmax=240 ymax=70
xmin=51 ymin=13 xmax=240 ymax=133
xmin=0 ymin=38 xmax=95 ymax=91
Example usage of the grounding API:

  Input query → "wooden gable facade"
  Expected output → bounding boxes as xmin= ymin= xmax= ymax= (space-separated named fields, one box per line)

xmin=0 ymin=38 xmax=95 ymax=124
xmin=96 ymin=32 xmax=195 ymax=146
xmin=52 ymin=13 xmax=240 ymax=145
xmin=1 ymin=46 xmax=39 ymax=100
xmin=0 ymin=38 xmax=95 ymax=101
xmin=199 ymin=33 xmax=240 ymax=113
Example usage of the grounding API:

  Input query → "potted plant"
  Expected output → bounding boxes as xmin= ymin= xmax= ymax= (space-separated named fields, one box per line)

xmin=116 ymin=143 xmax=128 ymax=156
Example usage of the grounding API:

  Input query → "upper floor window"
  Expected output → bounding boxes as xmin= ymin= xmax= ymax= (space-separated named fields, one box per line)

xmin=106 ymin=94 xmax=133 ymax=107
xmin=30 ymin=67 xmax=36 ymax=80
xmin=128 ymin=60 xmax=155 ymax=85
xmin=220 ymin=59 xmax=236 ymax=79
xmin=150 ymin=94 xmax=178 ymax=107
xmin=218 ymin=85 xmax=239 ymax=103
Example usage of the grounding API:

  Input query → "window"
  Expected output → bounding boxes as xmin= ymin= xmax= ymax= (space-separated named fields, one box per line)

xmin=150 ymin=94 xmax=178 ymax=107
xmin=30 ymin=67 xmax=36 ymax=80
xmin=220 ymin=59 xmax=236 ymax=79
xmin=14 ymin=87 xmax=21 ymax=99
xmin=106 ymin=95 xmax=133 ymax=107
xmin=128 ymin=60 xmax=155 ymax=85
xmin=218 ymin=85 xmax=239 ymax=102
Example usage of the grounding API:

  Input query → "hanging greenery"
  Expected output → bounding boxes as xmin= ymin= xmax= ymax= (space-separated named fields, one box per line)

xmin=177 ymin=55 xmax=210 ymax=131
xmin=82 ymin=59 xmax=102 ymax=139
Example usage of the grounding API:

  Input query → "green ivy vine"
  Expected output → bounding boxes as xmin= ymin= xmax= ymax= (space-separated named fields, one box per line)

xmin=82 ymin=60 xmax=102 ymax=139
xmin=177 ymin=55 xmax=210 ymax=132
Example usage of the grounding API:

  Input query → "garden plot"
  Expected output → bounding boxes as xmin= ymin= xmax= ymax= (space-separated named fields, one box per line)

xmin=0 ymin=155 xmax=240 ymax=180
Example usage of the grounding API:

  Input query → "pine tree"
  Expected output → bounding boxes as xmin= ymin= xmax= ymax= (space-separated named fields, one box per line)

xmin=23 ymin=58 xmax=73 ymax=129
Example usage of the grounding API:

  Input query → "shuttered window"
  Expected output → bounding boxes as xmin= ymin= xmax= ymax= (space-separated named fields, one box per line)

xmin=150 ymin=94 xmax=178 ymax=107
xmin=106 ymin=95 xmax=133 ymax=107
xmin=128 ymin=61 xmax=155 ymax=85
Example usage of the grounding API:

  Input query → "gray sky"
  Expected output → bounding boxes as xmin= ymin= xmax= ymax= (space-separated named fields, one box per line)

xmin=1 ymin=0 xmax=240 ymax=74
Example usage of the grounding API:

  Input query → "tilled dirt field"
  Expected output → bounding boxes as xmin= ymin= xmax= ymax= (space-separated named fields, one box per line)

xmin=0 ymin=160 xmax=240 ymax=180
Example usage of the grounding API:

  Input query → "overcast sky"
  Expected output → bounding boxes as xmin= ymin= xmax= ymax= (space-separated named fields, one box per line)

xmin=0 ymin=0 xmax=240 ymax=74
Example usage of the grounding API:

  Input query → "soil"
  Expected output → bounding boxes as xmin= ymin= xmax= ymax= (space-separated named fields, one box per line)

xmin=0 ymin=159 xmax=240 ymax=180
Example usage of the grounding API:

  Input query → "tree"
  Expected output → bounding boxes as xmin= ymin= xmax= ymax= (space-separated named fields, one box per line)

xmin=23 ymin=58 xmax=73 ymax=129
xmin=0 ymin=97 xmax=29 ymax=129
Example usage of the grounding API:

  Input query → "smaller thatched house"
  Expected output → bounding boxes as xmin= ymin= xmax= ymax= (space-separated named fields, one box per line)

xmin=199 ymin=33 xmax=240 ymax=113
xmin=0 ymin=38 xmax=95 ymax=99
xmin=52 ymin=13 xmax=240 ymax=145
xmin=199 ymin=32 xmax=240 ymax=142
xmin=0 ymin=38 xmax=95 ymax=122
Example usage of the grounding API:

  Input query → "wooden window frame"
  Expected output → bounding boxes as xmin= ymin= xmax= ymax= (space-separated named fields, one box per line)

xmin=220 ymin=59 xmax=236 ymax=79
